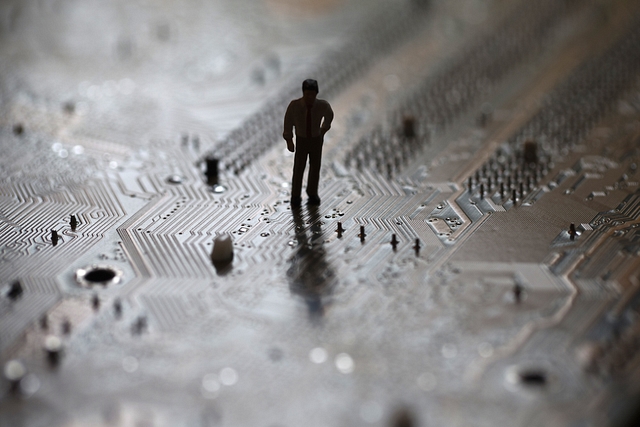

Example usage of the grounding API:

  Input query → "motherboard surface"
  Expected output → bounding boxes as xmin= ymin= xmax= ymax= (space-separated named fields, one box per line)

xmin=2 ymin=0 xmax=640 ymax=426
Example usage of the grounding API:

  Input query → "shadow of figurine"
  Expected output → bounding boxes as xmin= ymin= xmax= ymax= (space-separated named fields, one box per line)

xmin=286 ymin=206 xmax=336 ymax=322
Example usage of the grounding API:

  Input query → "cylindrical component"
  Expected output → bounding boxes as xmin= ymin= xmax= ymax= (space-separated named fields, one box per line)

xmin=402 ymin=116 xmax=416 ymax=138
xmin=44 ymin=335 xmax=63 ymax=365
xmin=211 ymin=234 xmax=234 ymax=264
xmin=206 ymin=156 xmax=220 ymax=185
xmin=4 ymin=359 xmax=26 ymax=392
xmin=523 ymin=140 xmax=538 ymax=165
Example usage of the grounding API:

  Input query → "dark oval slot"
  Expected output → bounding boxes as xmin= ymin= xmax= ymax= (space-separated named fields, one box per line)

xmin=519 ymin=370 xmax=547 ymax=386
xmin=84 ymin=268 xmax=116 ymax=283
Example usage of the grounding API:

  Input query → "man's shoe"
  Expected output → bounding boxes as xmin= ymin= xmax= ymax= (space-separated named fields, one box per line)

xmin=307 ymin=195 xmax=321 ymax=206
xmin=290 ymin=196 xmax=302 ymax=208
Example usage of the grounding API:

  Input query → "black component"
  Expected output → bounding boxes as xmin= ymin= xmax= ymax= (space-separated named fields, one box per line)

xmin=569 ymin=223 xmax=577 ymax=240
xmin=7 ymin=280 xmax=23 ymax=300
xmin=205 ymin=156 xmax=219 ymax=185
xmin=402 ymin=116 xmax=416 ymax=138
xmin=51 ymin=230 xmax=58 ymax=246
xmin=523 ymin=140 xmax=538 ymax=164
xmin=70 ymin=214 xmax=77 ymax=231
xmin=480 ymin=183 xmax=484 ymax=199
xmin=13 ymin=123 xmax=24 ymax=135
xmin=336 ymin=222 xmax=344 ymax=238
xmin=359 ymin=225 xmax=366 ymax=242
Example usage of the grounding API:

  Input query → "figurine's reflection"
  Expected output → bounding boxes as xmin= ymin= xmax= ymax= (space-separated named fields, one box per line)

xmin=287 ymin=206 xmax=336 ymax=321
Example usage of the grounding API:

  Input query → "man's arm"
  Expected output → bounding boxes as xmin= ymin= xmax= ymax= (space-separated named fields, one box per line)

xmin=320 ymin=102 xmax=334 ymax=136
xmin=283 ymin=101 xmax=295 ymax=152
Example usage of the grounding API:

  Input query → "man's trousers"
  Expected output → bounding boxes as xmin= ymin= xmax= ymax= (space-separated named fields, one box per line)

xmin=291 ymin=136 xmax=323 ymax=199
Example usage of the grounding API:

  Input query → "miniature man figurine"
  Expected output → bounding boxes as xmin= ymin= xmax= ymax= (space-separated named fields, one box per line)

xmin=283 ymin=79 xmax=334 ymax=207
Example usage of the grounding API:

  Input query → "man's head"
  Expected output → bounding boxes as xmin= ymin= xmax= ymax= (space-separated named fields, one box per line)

xmin=302 ymin=79 xmax=318 ymax=106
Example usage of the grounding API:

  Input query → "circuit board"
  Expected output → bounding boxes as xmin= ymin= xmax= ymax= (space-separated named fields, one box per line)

xmin=2 ymin=0 xmax=640 ymax=426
